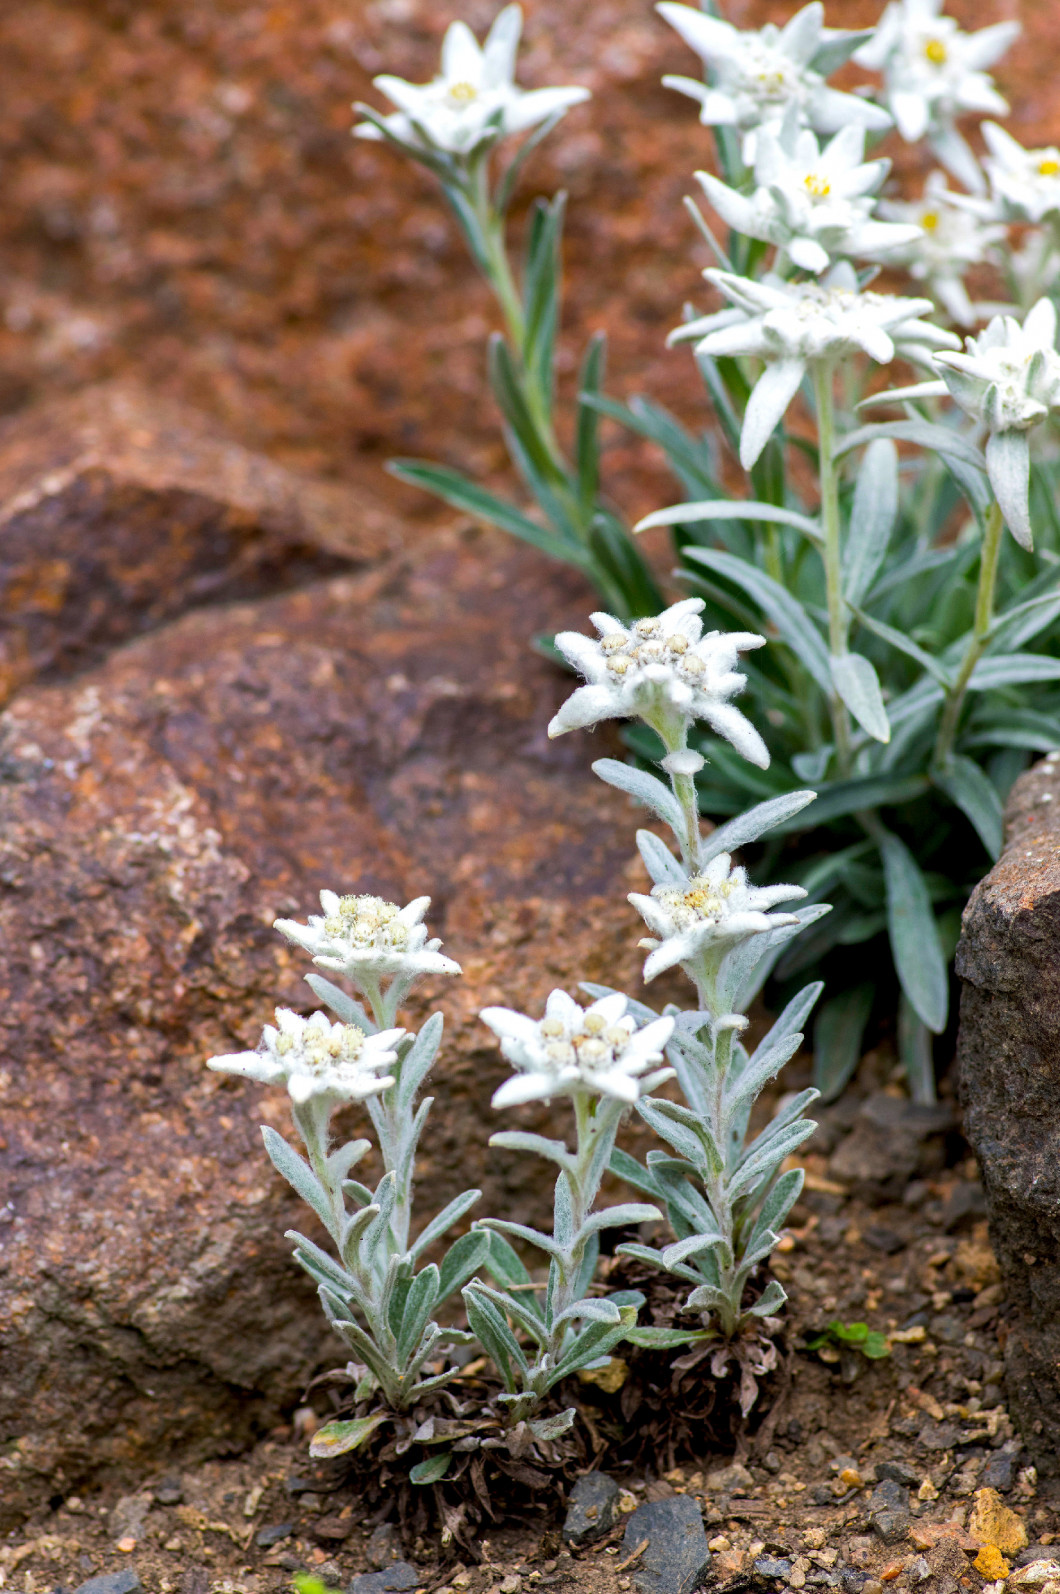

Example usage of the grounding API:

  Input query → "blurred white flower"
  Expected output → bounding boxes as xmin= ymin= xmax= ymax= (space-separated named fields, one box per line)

xmin=854 ymin=0 xmax=1017 ymax=190
xmin=981 ymin=122 xmax=1060 ymax=225
xmin=275 ymin=892 xmax=461 ymax=983
xmin=934 ymin=298 xmax=1060 ymax=548
xmin=696 ymin=120 xmax=920 ymax=276
xmin=208 ymin=1008 xmax=401 ymax=1106
xmin=354 ymin=5 xmax=589 ymax=157
xmin=658 ymin=0 xmax=890 ymax=162
xmin=481 ymin=989 xmax=675 ymax=1105
xmin=875 ymin=172 xmax=1007 ymax=325
xmin=675 ymin=263 xmax=958 ymax=469
xmin=629 ymin=853 xmax=805 ymax=982
xmin=547 ymin=598 xmax=769 ymax=768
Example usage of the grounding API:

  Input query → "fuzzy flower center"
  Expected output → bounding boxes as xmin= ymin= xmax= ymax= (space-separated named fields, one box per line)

xmin=1039 ymin=157 xmax=1060 ymax=177
xmin=920 ymin=210 xmax=940 ymax=231
xmin=654 ymin=872 xmax=741 ymax=931
xmin=323 ymin=894 xmax=411 ymax=951
xmin=275 ymin=1020 xmax=367 ymax=1072
xmin=447 ymin=81 xmax=479 ymax=103
xmin=599 ymin=620 xmax=705 ymax=683
xmin=923 ymin=37 xmax=948 ymax=65
xmin=803 ymin=172 xmax=832 ymax=201
xmin=538 ymin=1009 xmax=638 ymax=1073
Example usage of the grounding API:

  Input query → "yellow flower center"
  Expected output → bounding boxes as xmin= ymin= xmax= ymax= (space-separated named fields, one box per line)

xmin=921 ymin=210 xmax=940 ymax=231
xmin=803 ymin=172 xmax=831 ymax=200
xmin=924 ymin=38 xmax=947 ymax=64
xmin=449 ymin=81 xmax=478 ymax=102
xmin=1039 ymin=158 xmax=1060 ymax=177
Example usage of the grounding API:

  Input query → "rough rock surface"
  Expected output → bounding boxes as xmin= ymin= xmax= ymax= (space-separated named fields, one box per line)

xmin=956 ymin=752 xmax=1060 ymax=1466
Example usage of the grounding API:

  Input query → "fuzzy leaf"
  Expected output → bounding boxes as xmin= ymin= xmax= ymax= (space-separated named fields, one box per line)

xmin=592 ymin=758 xmax=686 ymax=838
xmin=409 ymin=1453 xmax=452 ymax=1485
xmin=843 ymin=438 xmax=898 ymax=606
xmin=437 ymin=1228 xmax=491 ymax=1303
xmin=830 ymin=652 xmax=890 ymax=743
xmin=309 ymin=1413 xmax=389 ymax=1459
xmin=934 ymin=755 xmax=1004 ymax=860
xmin=637 ymin=829 xmax=687 ymax=886
xmin=880 ymin=832 xmax=948 ymax=1033
xmin=683 ymin=548 xmax=831 ymax=690
xmin=410 ymin=1187 xmax=482 ymax=1262
xmin=262 ymin=1127 xmax=335 ymax=1238
xmin=813 ymin=984 xmax=874 ymax=1103
xmin=699 ymin=790 xmax=817 ymax=865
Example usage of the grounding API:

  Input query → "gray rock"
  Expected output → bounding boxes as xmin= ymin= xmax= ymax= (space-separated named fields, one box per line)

xmin=74 ymin=1575 xmax=142 ymax=1594
xmin=366 ymin=1524 xmax=400 ymax=1569
xmin=348 ymin=1565 xmax=420 ymax=1594
xmin=753 ymin=1556 xmax=793 ymax=1581
xmin=871 ymin=1510 xmax=911 ymax=1545
xmin=623 ymin=1497 xmax=712 ymax=1594
xmin=956 ymin=753 xmax=1060 ymax=1465
xmin=982 ymin=1451 xmax=1018 ymax=1492
xmin=255 ymin=1523 xmax=295 ymax=1549
xmin=153 ymin=1478 xmax=183 ymax=1507
xmin=829 ymin=1093 xmax=952 ymax=1194
xmin=876 ymin=1462 xmax=920 ymax=1487
xmin=840 ymin=1572 xmax=868 ymax=1594
xmin=563 ymin=1473 xmax=620 ymax=1545
xmin=109 ymin=1494 xmax=152 ymax=1544
xmin=868 ymin=1479 xmax=910 ymax=1545
xmin=868 ymin=1479 xmax=908 ymax=1514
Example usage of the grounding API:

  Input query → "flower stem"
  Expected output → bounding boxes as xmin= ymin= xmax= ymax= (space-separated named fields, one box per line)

xmin=812 ymin=361 xmax=853 ymax=777
xmin=933 ymin=498 xmax=1004 ymax=769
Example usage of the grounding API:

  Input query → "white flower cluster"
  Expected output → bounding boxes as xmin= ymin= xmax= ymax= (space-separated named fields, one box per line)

xmin=481 ymin=991 xmax=675 ymax=1106
xmin=354 ymin=5 xmax=588 ymax=158
xmin=876 ymin=173 xmax=1006 ymax=326
xmin=629 ymin=855 xmax=806 ymax=983
xmin=548 ymin=597 xmax=769 ymax=767
xmin=208 ymin=1008 xmax=402 ymax=1106
xmin=276 ymin=891 xmax=461 ymax=983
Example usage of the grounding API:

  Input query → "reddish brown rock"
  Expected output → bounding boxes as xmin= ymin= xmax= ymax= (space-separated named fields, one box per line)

xmin=0 ymin=527 xmax=655 ymax=1526
xmin=0 ymin=382 xmax=390 ymax=699
xmin=956 ymin=753 xmax=1060 ymax=1466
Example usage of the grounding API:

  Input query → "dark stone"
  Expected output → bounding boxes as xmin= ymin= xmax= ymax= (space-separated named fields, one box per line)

xmin=868 ymin=1479 xmax=909 ymax=1513
xmin=313 ymin=1517 xmax=354 ymax=1545
xmin=348 ymin=1565 xmax=420 ymax=1594
xmin=623 ymin=1498 xmax=712 ymax=1594
xmin=255 ymin=1523 xmax=295 ymax=1549
xmin=829 ymin=1093 xmax=953 ymax=1195
xmin=871 ymin=1511 xmax=911 ymax=1545
xmin=862 ymin=1226 xmax=907 ymax=1255
xmin=810 ymin=1486 xmax=834 ymax=1506
xmin=563 ymin=1473 xmax=620 ymax=1545
xmin=981 ymin=1452 xmax=1018 ymax=1492
xmin=1013 ymin=1546 xmax=1056 ymax=1568
xmin=179 ymin=1573 xmax=208 ymax=1594
xmin=929 ymin=1314 xmax=964 ymax=1345
xmin=752 ymin=1556 xmax=792 ymax=1581
xmin=839 ymin=1572 xmax=868 ymax=1594
xmin=868 ymin=1479 xmax=910 ymax=1545
xmin=918 ymin=1421 xmax=962 ymax=1452
xmin=366 ymin=1525 xmax=400 ymax=1570
xmin=154 ymin=1478 xmax=183 ymax=1507
xmin=956 ymin=753 xmax=1060 ymax=1465
xmin=74 ymin=1575 xmax=142 ymax=1594
xmin=876 ymin=1461 xmax=921 ymax=1487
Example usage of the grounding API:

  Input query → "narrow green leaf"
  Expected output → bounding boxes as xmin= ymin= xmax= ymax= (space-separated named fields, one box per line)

xmin=830 ymin=653 xmax=891 ymax=743
xmin=969 ymin=654 xmax=1060 ymax=690
xmin=682 ymin=547 xmax=831 ymax=690
xmin=388 ymin=460 xmax=586 ymax=568
xmin=576 ymin=333 xmax=606 ymax=516
xmin=880 ymin=832 xmax=948 ymax=1033
xmin=843 ymin=438 xmax=899 ymax=606
xmin=850 ymin=606 xmax=954 ymax=687
xmin=637 ymin=499 xmax=823 ymax=543
xmin=409 ymin=1453 xmax=452 ymax=1485
xmin=899 ymin=993 xmax=937 ymax=1106
xmin=813 ymin=985 xmax=874 ymax=1103
xmin=834 ymin=420 xmax=985 ymax=471
xmin=934 ymin=755 xmax=1004 ymax=859
xmin=309 ymin=1413 xmax=389 ymax=1459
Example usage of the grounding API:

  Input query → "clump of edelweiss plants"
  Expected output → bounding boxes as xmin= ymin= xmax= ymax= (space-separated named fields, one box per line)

xmin=354 ymin=0 xmax=1060 ymax=1111
xmin=208 ymin=597 xmax=829 ymax=1527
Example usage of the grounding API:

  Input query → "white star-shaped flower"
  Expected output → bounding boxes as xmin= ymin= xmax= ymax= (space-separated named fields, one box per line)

xmin=480 ymin=990 xmax=675 ymax=1106
xmin=874 ymin=172 xmax=1007 ymax=325
xmin=981 ymin=122 xmax=1060 ymax=225
xmin=658 ymin=0 xmax=890 ymax=163
xmin=275 ymin=892 xmax=461 ymax=983
xmin=932 ymin=298 xmax=1060 ymax=549
xmin=354 ymin=5 xmax=589 ymax=157
xmin=629 ymin=854 xmax=806 ymax=982
xmin=854 ymin=0 xmax=1017 ymax=189
xmin=547 ymin=598 xmax=769 ymax=769
xmin=208 ymin=1008 xmax=402 ymax=1106
xmin=696 ymin=120 xmax=921 ymax=276
xmin=674 ymin=263 xmax=958 ymax=469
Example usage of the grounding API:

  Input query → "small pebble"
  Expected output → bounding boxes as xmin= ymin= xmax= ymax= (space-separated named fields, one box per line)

xmin=154 ymin=1479 xmax=184 ymax=1508
xmin=255 ymin=1522 xmax=295 ymax=1549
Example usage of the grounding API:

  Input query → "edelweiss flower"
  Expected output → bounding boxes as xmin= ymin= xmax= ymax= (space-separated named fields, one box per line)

xmin=696 ymin=121 xmax=920 ymax=276
xmin=854 ymin=0 xmax=1018 ymax=189
xmin=629 ymin=854 xmax=806 ymax=982
xmin=675 ymin=263 xmax=958 ymax=469
xmin=208 ymin=1008 xmax=401 ymax=1105
xmin=981 ymin=122 xmax=1060 ymax=225
xmin=354 ymin=5 xmax=589 ymax=158
xmin=275 ymin=892 xmax=461 ymax=982
xmin=480 ymin=990 xmax=675 ymax=1106
xmin=933 ymin=298 xmax=1060 ymax=549
xmin=658 ymin=0 xmax=890 ymax=162
xmin=875 ymin=172 xmax=1007 ymax=325
xmin=547 ymin=598 xmax=769 ymax=768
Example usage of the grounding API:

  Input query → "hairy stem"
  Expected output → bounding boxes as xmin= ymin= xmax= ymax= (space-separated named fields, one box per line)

xmin=933 ymin=498 xmax=1005 ymax=768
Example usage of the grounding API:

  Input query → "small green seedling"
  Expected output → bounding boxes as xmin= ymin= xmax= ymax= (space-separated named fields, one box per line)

xmin=806 ymin=1321 xmax=891 ymax=1363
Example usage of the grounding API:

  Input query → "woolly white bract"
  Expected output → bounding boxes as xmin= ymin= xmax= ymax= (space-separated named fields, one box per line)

xmin=481 ymin=990 xmax=675 ymax=1105
xmin=658 ymin=1 xmax=890 ymax=161
xmin=629 ymin=855 xmax=806 ymax=983
xmin=875 ymin=172 xmax=1007 ymax=325
xmin=696 ymin=121 xmax=920 ymax=276
xmin=275 ymin=891 xmax=461 ymax=983
xmin=981 ymin=123 xmax=1060 ymax=225
xmin=208 ymin=1008 xmax=401 ymax=1105
xmin=548 ymin=598 xmax=769 ymax=767
xmin=354 ymin=5 xmax=589 ymax=157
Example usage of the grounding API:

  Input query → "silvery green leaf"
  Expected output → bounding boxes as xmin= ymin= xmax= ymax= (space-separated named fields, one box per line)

xmin=573 ymin=1231 xmax=601 ymax=1305
xmin=969 ymin=654 xmax=1060 ymax=688
xmin=744 ymin=1279 xmax=787 ymax=1318
xmin=580 ymin=1202 xmax=661 ymax=1237
xmin=661 ymin=1231 xmax=727 ymax=1269
xmin=724 ymin=1031 xmax=804 ymax=1122
xmin=843 ymin=438 xmax=898 ymax=606
xmin=262 ymin=1127 xmax=336 ymax=1238
xmin=614 ymin=1241 xmax=702 ymax=1282
xmin=683 ymin=548 xmax=831 ymax=691
xmin=481 ymin=1228 xmax=535 ymax=1291
xmin=685 ymin=1283 xmax=732 ymax=1314
xmin=465 ymin=1279 xmax=546 ymax=1344
xmin=636 ymin=497 xmax=823 ymax=543
xmin=409 ymin=1453 xmax=452 ymax=1485
xmin=552 ymin=1312 xmax=637 ymax=1382
xmin=934 ymin=755 xmax=1004 ymax=860
xmin=729 ymin=1119 xmax=815 ymax=1200
xmin=341 ymin=1203 xmax=381 ymax=1268
xmin=609 ymin=1147 xmax=664 ymax=1201
xmin=880 ymin=832 xmax=948 ymax=1033
xmin=342 ymin=1178 xmax=374 ymax=1207
xmin=362 ymin=1171 xmax=399 ymax=1268
xmin=554 ymin=1171 xmax=575 ymax=1247
xmin=396 ymin=1265 xmax=440 ymax=1365
xmin=551 ymin=1296 xmax=623 ymax=1330
xmin=328 ymin=1139 xmax=373 ymax=1186
xmin=751 ymin=982 xmax=824 ymax=1068
xmin=592 ymin=758 xmax=685 ymax=838
xmin=437 ymin=1229 xmax=490 ymax=1303
xmin=286 ymin=1229 xmax=356 ymax=1297
xmin=830 ymin=652 xmax=890 ymax=743
xmin=396 ymin=1013 xmax=444 ymax=1114
xmin=529 ymin=1409 xmax=577 ymax=1443
xmin=304 ymin=974 xmax=374 ymax=1032
xmin=638 ymin=1096 xmax=718 ymax=1172
xmin=489 ymin=1130 xmax=576 ymax=1173
xmin=623 ymin=1325 xmax=712 ymax=1348
xmin=813 ymin=984 xmax=874 ymax=1103
xmin=768 ymin=775 xmax=929 ymax=832
xmin=476 ymin=1218 xmax=567 ymax=1263
xmin=462 ymin=1285 xmax=529 ymax=1389
xmin=309 ymin=1413 xmax=389 ymax=1459
xmin=835 ymin=420 xmax=985 ymax=471
xmin=745 ymin=1167 xmax=804 ymax=1258
xmin=637 ymin=829 xmax=687 ymax=886
xmin=850 ymin=606 xmax=954 ymax=687
xmin=409 ymin=1188 xmax=482 ymax=1262
xmin=986 ymin=429 xmax=1033 ymax=550
xmin=791 ymin=746 xmax=832 ymax=782
xmin=727 ymin=902 xmax=833 ymax=1010
xmin=699 ymin=790 xmax=817 ymax=865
